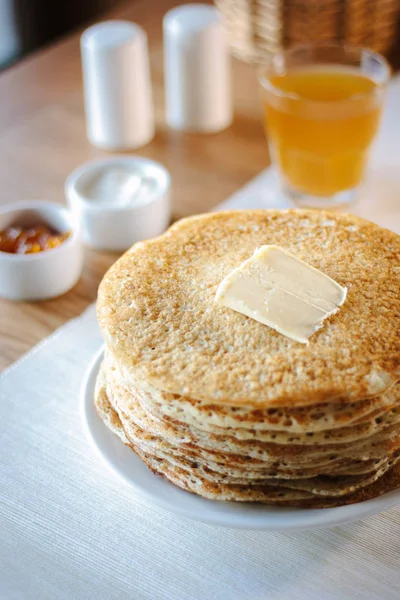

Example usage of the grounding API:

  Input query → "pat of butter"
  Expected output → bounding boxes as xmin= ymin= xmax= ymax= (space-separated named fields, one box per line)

xmin=215 ymin=245 xmax=347 ymax=344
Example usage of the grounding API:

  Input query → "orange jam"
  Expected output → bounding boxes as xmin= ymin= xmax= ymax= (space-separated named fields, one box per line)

xmin=0 ymin=224 xmax=70 ymax=254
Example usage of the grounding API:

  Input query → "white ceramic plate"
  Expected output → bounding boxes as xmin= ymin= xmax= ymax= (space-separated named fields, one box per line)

xmin=82 ymin=347 xmax=400 ymax=530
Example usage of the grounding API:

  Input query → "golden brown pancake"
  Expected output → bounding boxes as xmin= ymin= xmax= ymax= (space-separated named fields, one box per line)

xmin=98 ymin=210 xmax=400 ymax=407
xmin=95 ymin=378 xmax=400 ymax=508
xmin=96 ymin=210 xmax=400 ymax=507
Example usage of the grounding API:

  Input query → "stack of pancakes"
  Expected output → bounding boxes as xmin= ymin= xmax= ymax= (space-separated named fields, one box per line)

xmin=96 ymin=210 xmax=400 ymax=507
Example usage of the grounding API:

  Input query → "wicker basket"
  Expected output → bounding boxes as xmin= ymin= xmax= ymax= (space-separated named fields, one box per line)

xmin=215 ymin=0 xmax=400 ymax=62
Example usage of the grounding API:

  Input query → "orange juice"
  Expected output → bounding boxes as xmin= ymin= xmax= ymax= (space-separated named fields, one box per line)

xmin=263 ymin=67 xmax=384 ymax=197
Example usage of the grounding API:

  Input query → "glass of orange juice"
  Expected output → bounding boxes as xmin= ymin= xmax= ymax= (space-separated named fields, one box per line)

xmin=258 ymin=44 xmax=390 ymax=208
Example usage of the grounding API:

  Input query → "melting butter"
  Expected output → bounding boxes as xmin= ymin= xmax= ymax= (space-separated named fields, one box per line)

xmin=215 ymin=245 xmax=347 ymax=344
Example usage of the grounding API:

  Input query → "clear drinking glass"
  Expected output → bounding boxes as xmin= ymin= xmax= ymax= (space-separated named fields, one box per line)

xmin=258 ymin=44 xmax=390 ymax=208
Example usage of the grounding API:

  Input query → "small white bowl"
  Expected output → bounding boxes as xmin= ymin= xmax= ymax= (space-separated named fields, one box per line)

xmin=0 ymin=200 xmax=84 ymax=301
xmin=65 ymin=156 xmax=171 ymax=251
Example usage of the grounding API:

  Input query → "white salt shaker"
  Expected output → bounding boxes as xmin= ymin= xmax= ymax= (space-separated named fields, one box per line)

xmin=81 ymin=20 xmax=154 ymax=151
xmin=163 ymin=4 xmax=232 ymax=132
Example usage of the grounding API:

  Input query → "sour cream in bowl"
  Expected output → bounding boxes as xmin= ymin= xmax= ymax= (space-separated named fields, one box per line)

xmin=65 ymin=157 xmax=171 ymax=251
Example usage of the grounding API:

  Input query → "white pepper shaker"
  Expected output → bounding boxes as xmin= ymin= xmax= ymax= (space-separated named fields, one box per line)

xmin=163 ymin=4 xmax=232 ymax=132
xmin=81 ymin=20 xmax=155 ymax=151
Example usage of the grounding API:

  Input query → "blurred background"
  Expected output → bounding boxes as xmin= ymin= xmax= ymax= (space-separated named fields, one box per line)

xmin=1 ymin=0 xmax=400 ymax=70
xmin=0 ymin=0 xmax=119 ymax=67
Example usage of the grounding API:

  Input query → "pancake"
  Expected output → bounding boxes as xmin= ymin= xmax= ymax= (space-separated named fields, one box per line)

xmin=95 ymin=209 xmax=400 ymax=507
xmin=95 ymin=379 xmax=400 ymax=508
xmin=98 ymin=210 xmax=400 ymax=407
xmin=104 ymin=351 xmax=400 ymax=449
xmin=105 ymin=349 xmax=397 ymax=435
xmin=101 ymin=362 xmax=400 ymax=479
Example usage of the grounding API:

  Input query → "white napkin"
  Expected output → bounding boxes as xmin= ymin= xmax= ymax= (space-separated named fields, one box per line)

xmin=2 ymin=77 xmax=400 ymax=600
xmin=2 ymin=305 xmax=400 ymax=600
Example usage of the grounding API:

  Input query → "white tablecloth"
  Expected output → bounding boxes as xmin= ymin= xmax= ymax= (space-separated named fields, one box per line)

xmin=1 ymin=78 xmax=400 ymax=600
xmin=2 ymin=304 xmax=400 ymax=600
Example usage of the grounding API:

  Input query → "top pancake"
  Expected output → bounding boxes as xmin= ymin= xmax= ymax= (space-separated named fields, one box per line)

xmin=97 ymin=210 xmax=400 ymax=407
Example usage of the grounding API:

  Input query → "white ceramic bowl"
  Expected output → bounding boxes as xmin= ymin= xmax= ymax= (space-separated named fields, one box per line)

xmin=65 ymin=157 xmax=171 ymax=251
xmin=0 ymin=200 xmax=84 ymax=301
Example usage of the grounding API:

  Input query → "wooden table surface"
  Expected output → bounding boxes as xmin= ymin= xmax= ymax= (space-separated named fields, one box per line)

xmin=0 ymin=0 xmax=269 ymax=371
